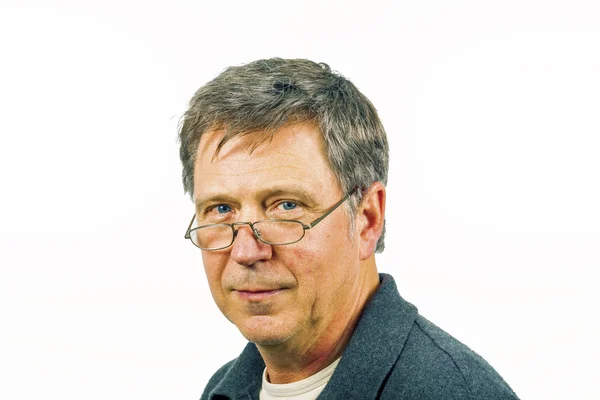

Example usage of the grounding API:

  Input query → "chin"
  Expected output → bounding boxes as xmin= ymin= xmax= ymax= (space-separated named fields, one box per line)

xmin=236 ymin=315 xmax=296 ymax=346
xmin=246 ymin=335 xmax=289 ymax=346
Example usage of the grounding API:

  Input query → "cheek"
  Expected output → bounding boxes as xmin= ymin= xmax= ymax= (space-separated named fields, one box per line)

xmin=201 ymin=252 xmax=228 ymax=293
xmin=285 ymin=242 xmax=320 ymax=277
xmin=284 ymin=241 xmax=336 ymax=299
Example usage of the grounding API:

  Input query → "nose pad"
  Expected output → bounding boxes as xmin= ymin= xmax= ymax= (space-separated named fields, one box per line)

xmin=233 ymin=223 xmax=261 ymax=242
xmin=230 ymin=223 xmax=273 ymax=266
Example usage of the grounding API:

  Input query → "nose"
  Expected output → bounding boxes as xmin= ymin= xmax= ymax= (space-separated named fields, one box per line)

xmin=230 ymin=223 xmax=273 ymax=267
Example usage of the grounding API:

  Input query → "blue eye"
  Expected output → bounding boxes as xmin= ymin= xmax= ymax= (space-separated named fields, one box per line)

xmin=280 ymin=202 xmax=297 ymax=211
xmin=216 ymin=204 xmax=232 ymax=214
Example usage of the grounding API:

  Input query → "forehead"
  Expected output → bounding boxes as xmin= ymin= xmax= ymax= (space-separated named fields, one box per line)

xmin=193 ymin=123 xmax=340 ymax=202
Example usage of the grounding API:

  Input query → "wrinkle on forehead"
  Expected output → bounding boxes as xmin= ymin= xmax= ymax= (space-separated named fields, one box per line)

xmin=202 ymin=164 xmax=307 ymax=178
xmin=198 ymin=123 xmax=320 ymax=164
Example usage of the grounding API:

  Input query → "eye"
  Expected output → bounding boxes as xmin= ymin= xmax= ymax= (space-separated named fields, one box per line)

xmin=278 ymin=201 xmax=298 ymax=211
xmin=216 ymin=204 xmax=232 ymax=214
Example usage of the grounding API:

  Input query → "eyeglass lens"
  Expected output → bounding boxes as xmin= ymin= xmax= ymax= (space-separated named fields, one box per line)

xmin=190 ymin=220 xmax=306 ymax=249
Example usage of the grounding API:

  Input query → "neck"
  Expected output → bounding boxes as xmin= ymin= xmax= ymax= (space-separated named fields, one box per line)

xmin=257 ymin=257 xmax=380 ymax=384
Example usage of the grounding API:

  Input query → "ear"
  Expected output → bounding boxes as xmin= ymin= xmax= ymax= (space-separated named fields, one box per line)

xmin=356 ymin=182 xmax=386 ymax=260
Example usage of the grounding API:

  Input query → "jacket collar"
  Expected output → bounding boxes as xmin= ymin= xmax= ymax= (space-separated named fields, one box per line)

xmin=208 ymin=273 xmax=418 ymax=399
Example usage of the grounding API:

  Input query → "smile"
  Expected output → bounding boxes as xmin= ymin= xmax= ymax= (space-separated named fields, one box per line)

xmin=234 ymin=289 xmax=285 ymax=302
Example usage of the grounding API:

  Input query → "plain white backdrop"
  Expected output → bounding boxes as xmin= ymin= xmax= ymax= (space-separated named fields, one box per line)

xmin=1 ymin=1 xmax=598 ymax=399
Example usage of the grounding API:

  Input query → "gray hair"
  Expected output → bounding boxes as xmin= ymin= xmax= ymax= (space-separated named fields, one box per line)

xmin=178 ymin=58 xmax=389 ymax=252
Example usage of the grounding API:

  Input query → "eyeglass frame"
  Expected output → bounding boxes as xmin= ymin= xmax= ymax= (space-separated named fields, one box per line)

xmin=184 ymin=187 xmax=358 ymax=250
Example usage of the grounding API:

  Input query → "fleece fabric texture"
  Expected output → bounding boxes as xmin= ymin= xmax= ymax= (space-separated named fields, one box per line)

xmin=200 ymin=273 xmax=519 ymax=400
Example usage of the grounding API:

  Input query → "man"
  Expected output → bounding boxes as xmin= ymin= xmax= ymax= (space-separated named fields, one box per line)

xmin=179 ymin=58 xmax=519 ymax=399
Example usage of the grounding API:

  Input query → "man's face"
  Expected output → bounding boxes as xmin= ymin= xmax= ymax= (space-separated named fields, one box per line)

xmin=193 ymin=123 xmax=362 ymax=349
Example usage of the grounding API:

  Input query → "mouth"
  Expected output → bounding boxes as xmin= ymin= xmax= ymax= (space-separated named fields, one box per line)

xmin=234 ymin=288 xmax=286 ymax=302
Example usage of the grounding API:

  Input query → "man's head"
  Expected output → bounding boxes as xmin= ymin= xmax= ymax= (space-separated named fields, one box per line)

xmin=179 ymin=58 xmax=388 ymax=352
xmin=179 ymin=58 xmax=389 ymax=252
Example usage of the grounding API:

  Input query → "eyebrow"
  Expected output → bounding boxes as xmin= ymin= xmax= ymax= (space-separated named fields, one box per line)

xmin=194 ymin=185 xmax=318 ymax=211
xmin=194 ymin=194 xmax=239 ymax=213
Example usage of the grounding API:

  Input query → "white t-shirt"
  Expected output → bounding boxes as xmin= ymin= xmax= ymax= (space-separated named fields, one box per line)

xmin=259 ymin=358 xmax=341 ymax=400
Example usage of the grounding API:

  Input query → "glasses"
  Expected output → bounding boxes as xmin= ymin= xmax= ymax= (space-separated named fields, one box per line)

xmin=184 ymin=188 xmax=356 ymax=250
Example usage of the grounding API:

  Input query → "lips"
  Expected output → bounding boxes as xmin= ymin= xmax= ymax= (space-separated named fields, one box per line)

xmin=236 ymin=287 xmax=281 ymax=293
xmin=234 ymin=288 xmax=285 ymax=301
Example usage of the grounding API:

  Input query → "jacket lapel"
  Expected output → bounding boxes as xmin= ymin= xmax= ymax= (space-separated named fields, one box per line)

xmin=317 ymin=274 xmax=418 ymax=400
xmin=208 ymin=343 xmax=264 ymax=399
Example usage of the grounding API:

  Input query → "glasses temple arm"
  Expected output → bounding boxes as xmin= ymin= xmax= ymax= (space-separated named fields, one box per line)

xmin=184 ymin=214 xmax=196 ymax=239
xmin=307 ymin=187 xmax=358 ymax=229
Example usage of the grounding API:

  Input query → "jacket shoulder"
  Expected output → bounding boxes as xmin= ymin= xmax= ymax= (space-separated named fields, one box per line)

xmin=381 ymin=316 xmax=519 ymax=400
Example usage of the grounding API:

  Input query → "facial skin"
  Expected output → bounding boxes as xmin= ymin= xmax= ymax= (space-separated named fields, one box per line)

xmin=193 ymin=123 xmax=384 ymax=383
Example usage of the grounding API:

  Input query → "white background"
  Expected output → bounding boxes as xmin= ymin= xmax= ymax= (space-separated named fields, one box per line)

xmin=1 ymin=1 xmax=598 ymax=399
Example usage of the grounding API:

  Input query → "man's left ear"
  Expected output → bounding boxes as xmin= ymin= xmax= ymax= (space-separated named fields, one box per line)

xmin=356 ymin=182 xmax=386 ymax=260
